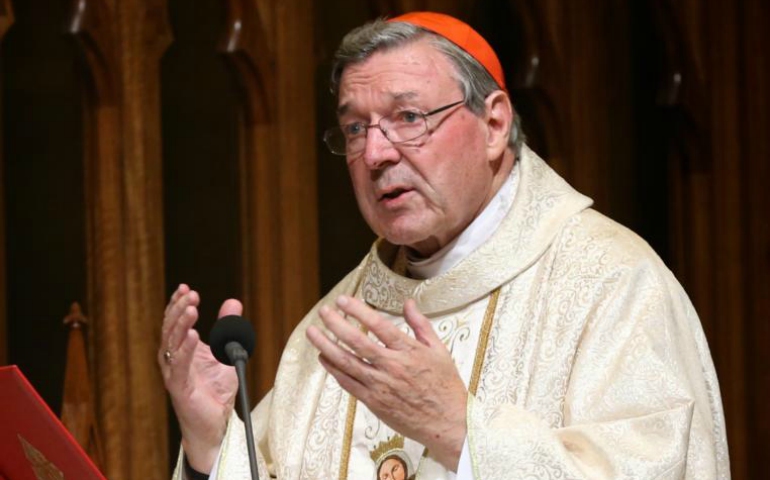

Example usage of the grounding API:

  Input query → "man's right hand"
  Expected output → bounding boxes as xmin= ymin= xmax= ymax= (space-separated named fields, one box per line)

xmin=159 ymin=284 xmax=240 ymax=473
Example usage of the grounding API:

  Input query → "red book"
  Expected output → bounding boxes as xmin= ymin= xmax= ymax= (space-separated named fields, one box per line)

xmin=0 ymin=365 xmax=107 ymax=480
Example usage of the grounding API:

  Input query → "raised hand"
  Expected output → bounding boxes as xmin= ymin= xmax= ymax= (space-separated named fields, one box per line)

xmin=158 ymin=284 xmax=241 ymax=473
xmin=306 ymin=295 xmax=468 ymax=471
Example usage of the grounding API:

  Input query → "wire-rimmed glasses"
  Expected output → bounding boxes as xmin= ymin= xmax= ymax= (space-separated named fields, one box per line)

xmin=323 ymin=100 xmax=465 ymax=156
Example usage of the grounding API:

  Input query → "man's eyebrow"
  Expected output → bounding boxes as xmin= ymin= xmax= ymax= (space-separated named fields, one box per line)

xmin=336 ymin=103 xmax=350 ymax=117
xmin=336 ymin=92 xmax=421 ymax=117
xmin=392 ymin=91 xmax=419 ymax=101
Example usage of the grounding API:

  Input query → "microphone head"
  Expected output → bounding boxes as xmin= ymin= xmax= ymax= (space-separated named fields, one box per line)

xmin=209 ymin=315 xmax=256 ymax=366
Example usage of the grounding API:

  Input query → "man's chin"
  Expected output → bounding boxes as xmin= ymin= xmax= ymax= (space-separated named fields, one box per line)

xmin=382 ymin=230 xmax=439 ymax=257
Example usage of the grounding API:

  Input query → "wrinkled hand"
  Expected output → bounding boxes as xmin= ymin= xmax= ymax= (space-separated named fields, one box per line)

xmin=306 ymin=295 xmax=467 ymax=471
xmin=158 ymin=284 xmax=240 ymax=473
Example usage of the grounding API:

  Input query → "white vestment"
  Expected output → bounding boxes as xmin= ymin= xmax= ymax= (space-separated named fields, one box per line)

xmin=174 ymin=146 xmax=730 ymax=479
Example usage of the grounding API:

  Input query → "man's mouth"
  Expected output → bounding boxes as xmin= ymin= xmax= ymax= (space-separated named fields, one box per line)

xmin=380 ymin=188 xmax=410 ymax=201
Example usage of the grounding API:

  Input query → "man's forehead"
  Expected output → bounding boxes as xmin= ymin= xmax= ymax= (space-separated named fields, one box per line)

xmin=336 ymin=91 xmax=420 ymax=116
xmin=335 ymin=41 xmax=455 ymax=115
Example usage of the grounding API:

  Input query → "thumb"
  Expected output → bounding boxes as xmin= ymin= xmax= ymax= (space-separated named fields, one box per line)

xmin=218 ymin=298 xmax=243 ymax=318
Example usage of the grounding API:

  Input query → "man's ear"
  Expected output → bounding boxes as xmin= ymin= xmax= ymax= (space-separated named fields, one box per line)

xmin=483 ymin=91 xmax=513 ymax=161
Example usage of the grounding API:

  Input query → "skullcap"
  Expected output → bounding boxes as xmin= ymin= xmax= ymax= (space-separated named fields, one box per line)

xmin=388 ymin=11 xmax=506 ymax=89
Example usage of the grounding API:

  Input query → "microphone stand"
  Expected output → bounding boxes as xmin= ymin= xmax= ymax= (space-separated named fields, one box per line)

xmin=225 ymin=342 xmax=260 ymax=480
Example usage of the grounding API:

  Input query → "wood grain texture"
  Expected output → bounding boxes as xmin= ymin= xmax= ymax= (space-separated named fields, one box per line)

xmin=271 ymin=0 xmax=319 ymax=350
xmin=706 ymin=3 xmax=747 ymax=474
xmin=114 ymin=0 xmax=172 ymax=478
xmin=263 ymin=0 xmax=323 ymax=405
xmin=504 ymin=0 xmax=570 ymax=174
xmin=742 ymin=3 xmax=770 ymax=478
xmin=67 ymin=0 xmax=172 ymax=477
xmin=61 ymin=303 xmax=104 ymax=468
xmin=221 ymin=0 xmax=281 ymax=399
xmin=649 ymin=0 xmax=770 ymax=477
xmin=220 ymin=0 xmax=319 ymax=399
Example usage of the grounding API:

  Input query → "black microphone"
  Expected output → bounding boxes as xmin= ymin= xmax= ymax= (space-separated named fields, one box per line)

xmin=209 ymin=315 xmax=259 ymax=480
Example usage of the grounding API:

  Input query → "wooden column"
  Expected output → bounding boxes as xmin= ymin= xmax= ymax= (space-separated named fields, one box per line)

xmin=114 ymin=1 xmax=171 ymax=477
xmin=220 ymin=0 xmax=282 ymax=397
xmin=271 ymin=0 xmax=319 ymax=345
xmin=216 ymin=0 xmax=318 ymax=399
xmin=66 ymin=0 xmax=171 ymax=478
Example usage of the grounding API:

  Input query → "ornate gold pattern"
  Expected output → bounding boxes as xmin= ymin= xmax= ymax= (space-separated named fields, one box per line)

xmin=414 ymin=287 xmax=501 ymax=478
xmin=172 ymin=146 xmax=729 ymax=480
xmin=338 ymin=393 xmax=358 ymax=480
xmin=337 ymin=259 xmax=371 ymax=480
xmin=19 ymin=435 xmax=64 ymax=480
xmin=369 ymin=434 xmax=405 ymax=462
xmin=469 ymin=288 xmax=501 ymax=395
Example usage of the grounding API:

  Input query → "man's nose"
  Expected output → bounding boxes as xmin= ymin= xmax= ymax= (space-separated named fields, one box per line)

xmin=362 ymin=125 xmax=400 ymax=169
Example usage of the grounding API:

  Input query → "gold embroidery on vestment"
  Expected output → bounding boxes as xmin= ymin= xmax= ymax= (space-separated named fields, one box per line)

xmin=337 ymin=255 xmax=372 ymax=480
xmin=414 ymin=287 xmax=501 ymax=477
xmin=337 ymin=249 xmax=502 ymax=479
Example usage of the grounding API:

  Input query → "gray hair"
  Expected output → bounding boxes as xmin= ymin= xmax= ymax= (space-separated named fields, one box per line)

xmin=330 ymin=18 xmax=524 ymax=155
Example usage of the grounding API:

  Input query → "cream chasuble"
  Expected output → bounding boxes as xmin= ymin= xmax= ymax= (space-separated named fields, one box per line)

xmin=174 ymin=145 xmax=730 ymax=480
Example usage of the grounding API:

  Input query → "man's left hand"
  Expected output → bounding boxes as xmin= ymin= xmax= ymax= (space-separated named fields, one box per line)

xmin=306 ymin=295 xmax=467 ymax=471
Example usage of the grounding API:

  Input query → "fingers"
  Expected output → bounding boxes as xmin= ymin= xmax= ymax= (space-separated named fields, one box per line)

xmin=217 ymin=298 xmax=243 ymax=319
xmin=160 ymin=285 xmax=202 ymax=379
xmin=165 ymin=283 xmax=189 ymax=316
xmin=334 ymin=296 xmax=412 ymax=350
xmin=318 ymin=304 xmax=386 ymax=360
xmin=164 ymin=292 xmax=200 ymax=352
xmin=308 ymin=295 xmax=442 ymax=389
xmin=306 ymin=323 xmax=377 ymax=383
xmin=317 ymin=354 xmax=367 ymax=398
xmin=168 ymin=329 xmax=200 ymax=386
xmin=162 ymin=286 xmax=200 ymax=340
xmin=160 ymin=328 xmax=199 ymax=386
xmin=403 ymin=299 xmax=441 ymax=347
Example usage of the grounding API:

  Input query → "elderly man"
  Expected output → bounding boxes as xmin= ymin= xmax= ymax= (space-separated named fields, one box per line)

xmin=160 ymin=12 xmax=730 ymax=480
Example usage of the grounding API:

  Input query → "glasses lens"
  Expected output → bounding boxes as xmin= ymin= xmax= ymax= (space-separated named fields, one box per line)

xmin=323 ymin=127 xmax=348 ymax=155
xmin=382 ymin=112 xmax=427 ymax=144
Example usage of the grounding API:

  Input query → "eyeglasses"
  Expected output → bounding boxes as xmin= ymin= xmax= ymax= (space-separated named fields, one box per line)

xmin=323 ymin=100 xmax=465 ymax=156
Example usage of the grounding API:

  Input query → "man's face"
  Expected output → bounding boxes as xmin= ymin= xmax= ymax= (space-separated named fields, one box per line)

xmin=337 ymin=39 xmax=499 ymax=256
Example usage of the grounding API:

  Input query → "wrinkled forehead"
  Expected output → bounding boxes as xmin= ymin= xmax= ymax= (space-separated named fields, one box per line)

xmin=336 ymin=39 xmax=459 ymax=115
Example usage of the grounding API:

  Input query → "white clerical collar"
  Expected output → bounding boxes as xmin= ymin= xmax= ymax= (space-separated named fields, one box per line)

xmin=406 ymin=163 xmax=520 ymax=280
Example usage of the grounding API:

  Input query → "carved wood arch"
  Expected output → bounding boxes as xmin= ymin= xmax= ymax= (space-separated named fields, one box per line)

xmin=219 ymin=0 xmax=282 ymax=396
xmin=501 ymin=0 xmax=568 ymax=171
xmin=0 ymin=0 xmax=14 ymax=367
xmin=649 ymin=0 xmax=709 ymax=154
xmin=222 ymin=0 xmax=275 ymax=124
xmin=65 ymin=2 xmax=128 ymax=476
xmin=650 ymin=1 xmax=707 ymax=104
xmin=66 ymin=0 xmax=119 ymax=103
xmin=65 ymin=0 xmax=172 ymax=477
xmin=215 ymin=0 xmax=319 ymax=398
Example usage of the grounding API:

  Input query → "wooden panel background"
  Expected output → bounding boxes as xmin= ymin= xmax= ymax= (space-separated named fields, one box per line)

xmin=1 ymin=0 xmax=317 ymax=478
xmin=0 ymin=0 xmax=766 ymax=478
